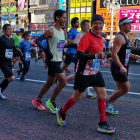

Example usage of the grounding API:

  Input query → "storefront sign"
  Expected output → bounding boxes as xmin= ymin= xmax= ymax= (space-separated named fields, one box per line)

xmin=18 ymin=14 xmax=28 ymax=28
xmin=29 ymin=23 xmax=54 ymax=31
xmin=100 ymin=0 xmax=140 ymax=9
xmin=96 ymin=9 xmax=118 ymax=32
xmin=59 ymin=0 xmax=63 ymax=10
xmin=119 ymin=8 xmax=140 ymax=32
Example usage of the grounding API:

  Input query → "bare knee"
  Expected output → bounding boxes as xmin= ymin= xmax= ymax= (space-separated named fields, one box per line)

xmin=72 ymin=90 xmax=83 ymax=102
xmin=59 ymin=78 xmax=67 ymax=87
xmin=7 ymin=76 xmax=15 ymax=82
xmin=97 ymin=91 xmax=106 ymax=99
xmin=122 ymin=86 xmax=130 ymax=93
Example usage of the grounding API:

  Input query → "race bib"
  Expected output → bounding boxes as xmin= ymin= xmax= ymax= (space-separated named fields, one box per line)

xmin=91 ymin=59 xmax=101 ymax=71
xmin=5 ymin=49 xmax=13 ymax=59
xmin=57 ymin=39 xmax=65 ymax=51
xmin=26 ymin=52 xmax=31 ymax=58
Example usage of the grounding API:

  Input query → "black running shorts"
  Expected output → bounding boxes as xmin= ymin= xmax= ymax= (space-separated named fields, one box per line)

xmin=111 ymin=63 xmax=128 ymax=83
xmin=74 ymin=71 xmax=105 ymax=93
xmin=46 ymin=61 xmax=63 ymax=77
xmin=0 ymin=61 xmax=13 ymax=78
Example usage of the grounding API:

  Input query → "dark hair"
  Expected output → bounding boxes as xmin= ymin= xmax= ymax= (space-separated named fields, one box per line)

xmin=80 ymin=20 xmax=89 ymax=28
xmin=54 ymin=9 xmax=66 ymax=22
xmin=20 ymin=28 xmax=24 ymax=33
xmin=23 ymin=31 xmax=29 ymax=38
xmin=71 ymin=17 xmax=79 ymax=27
xmin=61 ymin=26 xmax=66 ymax=30
xmin=119 ymin=17 xmax=127 ymax=24
xmin=3 ymin=24 xmax=11 ymax=31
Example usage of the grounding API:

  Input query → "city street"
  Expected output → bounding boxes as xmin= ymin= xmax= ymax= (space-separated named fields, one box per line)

xmin=0 ymin=58 xmax=140 ymax=140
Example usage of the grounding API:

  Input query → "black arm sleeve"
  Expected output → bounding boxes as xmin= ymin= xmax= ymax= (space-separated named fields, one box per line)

xmin=64 ymin=43 xmax=77 ymax=49
xmin=76 ymin=51 xmax=95 ymax=60
xmin=13 ymin=46 xmax=17 ymax=57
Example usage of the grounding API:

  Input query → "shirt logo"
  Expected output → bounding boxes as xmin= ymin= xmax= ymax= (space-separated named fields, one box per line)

xmin=94 ymin=41 xmax=99 ymax=47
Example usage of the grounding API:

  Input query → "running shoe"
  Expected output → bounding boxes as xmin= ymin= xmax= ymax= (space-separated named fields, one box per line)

xmin=0 ymin=93 xmax=6 ymax=100
xmin=12 ymin=66 xmax=15 ymax=71
xmin=34 ymin=58 xmax=37 ymax=64
xmin=16 ymin=70 xmax=20 ymax=78
xmin=84 ymin=91 xmax=96 ymax=99
xmin=56 ymin=108 xmax=66 ymax=126
xmin=104 ymin=63 xmax=110 ymax=67
xmin=20 ymin=77 xmax=25 ymax=81
xmin=97 ymin=121 xmax=116 ymax=133
xmin=65 ymin=69 xmax=72 ymax=73
xmin=106 ymin=100 xmax=119 ymax=114
xmin=32 ymin=97 xmax=45 ymax=110
xmin=0 ymin=76 xmax=2 ymax=79
xmin=46 ymin=99 xmax=57 ymax=114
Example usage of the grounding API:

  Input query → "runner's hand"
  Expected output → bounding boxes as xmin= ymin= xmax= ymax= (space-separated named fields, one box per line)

xmin=97 ymin=52 xmax=105 ymax=59
xmin=100 ymin=59 xmax=104 ymax=65
xmin=120 ymin=67 xmax=127 ymax=75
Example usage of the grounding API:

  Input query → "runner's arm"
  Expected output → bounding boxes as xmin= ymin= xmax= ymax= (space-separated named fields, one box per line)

xmin=36 ymin=29 xmax=53 ymax=59
xmin=130 ymin=53 xmax=140 ymax=60
xmin=76 ymin=51 xmax=95 ymax=60
xmin=111 ymin=34 xmax=125 ymax=68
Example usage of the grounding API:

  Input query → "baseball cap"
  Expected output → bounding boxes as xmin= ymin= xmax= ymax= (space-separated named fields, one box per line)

xmin=16 ymin=29 xmax=21 ymax=32
xmin=20 ymin=28 xmax=24 ymax=32
xmin=119 ymin=17 xmax=134 ymax=26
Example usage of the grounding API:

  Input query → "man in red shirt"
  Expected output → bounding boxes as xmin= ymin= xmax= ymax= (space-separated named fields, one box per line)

xmin=56 ymin=15 xmax=116 ymax=133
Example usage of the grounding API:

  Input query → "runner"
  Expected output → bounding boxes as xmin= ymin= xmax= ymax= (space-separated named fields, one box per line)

xmin=66 ymin=19 xmax=96 ymax=99
xmin=56 ymin=15 xmax=116 ymax=133
xmin=0 ymin=24 xmax=16 ymax=99
xmin=12 ymin=29 xmax=22 ymax=71
xmin=61 ymin=17 xmax=79 ymax=73
xmin=17 ymin=31 xmax=31 ymax=81
xmin=32 ymin=9 xmax=67 ymax=111
xmin=106 ymin=17 xmax=140 ymax=114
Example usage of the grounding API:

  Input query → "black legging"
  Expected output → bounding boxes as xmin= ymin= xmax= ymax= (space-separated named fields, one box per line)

xmin=20 ymin=57 xmax=30 ymax=77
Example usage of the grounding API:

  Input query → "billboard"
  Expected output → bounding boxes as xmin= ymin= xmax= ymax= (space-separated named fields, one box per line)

xmin=1 ymin=6 xmax=16 ymax=12
xmin=18 ymin=0 xmax=28 ymax=11
xmin=18 ymin=14 xmax=28 ymax=28
xmin=119 ymin=8 xmax=140 ymax=32
xmin=1 ymin=0 xmax=14 ymax=4
xmin=1 ymin=15 xmax=16 ymax=28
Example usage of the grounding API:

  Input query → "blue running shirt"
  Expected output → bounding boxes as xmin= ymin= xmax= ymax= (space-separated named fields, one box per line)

xmin=18 ymin=40 xmax=31 ymax=61
xmin=66 ymin=28 xmax=78 ymax=53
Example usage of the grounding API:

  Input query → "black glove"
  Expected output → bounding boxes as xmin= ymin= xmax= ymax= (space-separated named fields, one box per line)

xmin=44 ymin=48 xmax=53 ymax=60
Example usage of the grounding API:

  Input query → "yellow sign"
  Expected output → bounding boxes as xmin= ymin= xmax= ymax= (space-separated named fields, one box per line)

xmin=76 ymin=13 xmax=81 ymax=23
xmin=70 ymin=0 xmax=76 ymax=7
xmin=86 ymin=13 xmax=92 ymax=22
xmin=96 ymin=10 xmax=118 ymax=32
xmin=70 ymin=13 xmax=75 ymax=27
xmin=76 ymin=0 xmax=81 ymax=7
xmin=87 ymin=0 xmax=92 ymax=6
xmin=81 ymin=13 xmax=86 ymax=22
xmin=81 ymin=0 xmax=86 ymax=7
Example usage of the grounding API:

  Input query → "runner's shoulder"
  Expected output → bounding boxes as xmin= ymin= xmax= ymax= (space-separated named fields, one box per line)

xmin=114 ymin=34 xmax=125 ymax=44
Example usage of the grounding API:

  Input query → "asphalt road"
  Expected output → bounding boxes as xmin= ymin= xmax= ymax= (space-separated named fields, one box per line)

xmin=0 ymin=58 xmax=140 ymax=140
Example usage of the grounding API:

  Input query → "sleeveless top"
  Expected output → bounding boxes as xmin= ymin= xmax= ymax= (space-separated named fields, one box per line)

xmin=117 ymin=32 xmax=132 ymax=68
xmin=47 ymin=27 xmax=65 ymax=62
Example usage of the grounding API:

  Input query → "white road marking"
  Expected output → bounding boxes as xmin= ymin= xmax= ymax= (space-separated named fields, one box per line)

xmin=16 ymin=78 xmax=140 ymax=95
xmin=68 ymin=68 xmax=140 ymax=76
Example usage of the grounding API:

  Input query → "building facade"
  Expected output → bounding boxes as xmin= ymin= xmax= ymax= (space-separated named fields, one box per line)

xmin=29 ymin=0 xmax=66 ymax=32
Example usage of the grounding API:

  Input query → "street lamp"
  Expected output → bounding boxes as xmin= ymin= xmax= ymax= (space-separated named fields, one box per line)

xmin=103 ymin=0 xmax=120 ymax=45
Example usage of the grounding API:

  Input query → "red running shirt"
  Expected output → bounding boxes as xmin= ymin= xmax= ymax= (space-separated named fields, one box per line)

xmin=76 ymin=32 xmax=103 ymax=75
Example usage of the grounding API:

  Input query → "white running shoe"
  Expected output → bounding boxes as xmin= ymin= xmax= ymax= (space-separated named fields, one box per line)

xmin=0 ymin=93 xmax=6 ymax=100
xmin=84 ymin=91 xmax=96 ymax=99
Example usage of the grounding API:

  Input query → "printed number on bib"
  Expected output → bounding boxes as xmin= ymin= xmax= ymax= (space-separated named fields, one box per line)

xmin=5 ymin=49 xmax=13 ymax=59
xmin=26 ymin=52 xmax=31 ymax=58
xmin=91 ymin=59 xmax=101 ymax=71
xmin=57 ymin=40 xmax=65 ymax=51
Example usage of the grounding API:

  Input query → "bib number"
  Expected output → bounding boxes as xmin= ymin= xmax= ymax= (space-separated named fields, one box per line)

xmin=26 ymin=52 xmax=31 ymax=58
xmin=5 ymin=49 xmax=13 ymax=59
xmin=57 ymin=40 xmax=65 ymax=51
xmin=124 ymin=49 xmax=131 ymax=66
xmin=91 ymin=59 xmax=100 ymax=71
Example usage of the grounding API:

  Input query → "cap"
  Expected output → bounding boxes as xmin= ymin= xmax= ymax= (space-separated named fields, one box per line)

xmin=20 ymin=28 xmax=24 ymax=32
xmin=119 ymin=17 xmax=134 ymax=26
xmin=91 ymin=14 xmax=104 ymax=25
xmin=16 ymin=29 xmax=21 ymax=32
